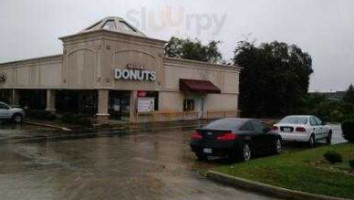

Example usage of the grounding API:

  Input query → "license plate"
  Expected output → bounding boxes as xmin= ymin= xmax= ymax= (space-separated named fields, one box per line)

xmin=203 ymin=148 xmax=212 ymax=154
xmin=283 ymin=128 xmax=291 ymax=132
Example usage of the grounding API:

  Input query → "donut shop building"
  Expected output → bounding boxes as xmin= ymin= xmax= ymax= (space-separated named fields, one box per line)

xmin=0 ymin=17 xmax=240 ymax=124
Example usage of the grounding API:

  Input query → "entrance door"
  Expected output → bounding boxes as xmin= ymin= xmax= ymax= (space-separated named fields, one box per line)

xmin=195 ymin=98 xmax=204 ymax=119
xmin=109 ymin=91 xmax=131 ymax=121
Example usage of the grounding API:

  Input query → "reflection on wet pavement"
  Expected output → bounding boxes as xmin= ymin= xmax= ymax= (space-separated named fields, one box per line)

xmin=0 ymin=128 xmax=277 ymax=200
xmin=0 ymin=124 xmax=58 ymax=142
xmin=0 ymin=124 xmax=345 ymax=200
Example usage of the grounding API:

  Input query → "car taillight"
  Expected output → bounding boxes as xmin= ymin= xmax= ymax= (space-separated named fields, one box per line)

xmin=191 ymin=131 xmax=203 ymax=140
xmin=296 ymin=127 xmax=306 ymax=132
xmin=271 ymin=126 xmax=279 ymax=131
xmin=217 ymin=132 xmax=238 ymax=141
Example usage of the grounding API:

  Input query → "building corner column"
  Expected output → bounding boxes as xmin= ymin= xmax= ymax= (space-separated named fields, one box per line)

xmin=130 ymin=91 xmax=138 ymax=123
xmin=45 ymin=90 xmax=56 ymax=113
xmin=11 ymin=89 xmax=19 ymax=106
xmin=96 ymin=89 xmax=110 ymax=124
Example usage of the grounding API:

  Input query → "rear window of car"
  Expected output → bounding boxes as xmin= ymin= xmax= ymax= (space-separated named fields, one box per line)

xmin=204 ymin=119 xmax=244 ymax=130
xmin=279 ymin=116 xmax=308 ymax=124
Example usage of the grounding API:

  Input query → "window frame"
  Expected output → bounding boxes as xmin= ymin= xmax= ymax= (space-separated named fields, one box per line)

xmin=309 ymin=117 xmax=318 ymax=126
xmin=102 ymin=20 xmax=117 ymax=30
xmin=183 ymin=99 xmax=195 ymax=111
xmin=240 ymin=121 xmax=255 ymax=131
xmin=314 ymin=116 xmax=323 ymax=126
xmin=119 ymin=21 xmax=137 ymax=33
xmin=251 ymin=120 xmax=266 ymax=134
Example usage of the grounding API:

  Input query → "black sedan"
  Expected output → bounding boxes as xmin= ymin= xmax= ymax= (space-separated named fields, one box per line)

xmin=190 ymin=118 xmax=282 ymax=162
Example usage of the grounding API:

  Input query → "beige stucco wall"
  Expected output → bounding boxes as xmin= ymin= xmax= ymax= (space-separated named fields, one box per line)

xmin=66 ymin=49 xmax=97 ymax=89
xmin=61 ymin=35 xmax=101 ymax=89
xmin=0 ymin=55 xmax=63 ymax=89
xmin=204 ymin=93 xmax=238 ymax=111
xmin=159 ymin=92 xmax=238 ymax=113
xmin=105 ymin=38 xmax=164 ymax=91
xmin=159 ymin=57 xmax=240 ymax=115
xmin=60 ymin=31 xmax=165 ymax=90
xmin=158 ymin=91 xmax=184 ymax=111
xmin=0 ymin=31 xmax=239 ymax=92
xmin=0 ymin=29 xmax=240 ymax=121
xmin=163 ymin=58 xmax=239 ymax=94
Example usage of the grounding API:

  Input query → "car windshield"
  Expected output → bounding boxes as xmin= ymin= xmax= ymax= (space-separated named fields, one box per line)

xmin=279 ymin=116 xmax=308 ymax=124
xmin=0 ymin=103 xmax=10 ymax=109
xmin=204 ymin=118 xmax=245 ymax=130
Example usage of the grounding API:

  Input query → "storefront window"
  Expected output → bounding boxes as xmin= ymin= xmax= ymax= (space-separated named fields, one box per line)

xmin=145 ymin=91 xmax=159 ymax=111
xmin=109 ymin=91 xmax=131 ymax=120
xmin=0 ymin=89 xmax=11 ymax=104
xmin=19 ymin=89 xmax=46 ymax=110
xmin=109 ymin=91 xmax=159 ymax=120
xmin=55 ymin=90 xmax=97 ymax=115
xmin=183 ymin=99 xmax=195 ymax=111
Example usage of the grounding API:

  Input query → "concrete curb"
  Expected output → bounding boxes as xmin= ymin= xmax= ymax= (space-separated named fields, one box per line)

xmin=206 ymin=171 xmax=350 ymax=200
xmin=24 ymin=121 xmax=72 ymax=132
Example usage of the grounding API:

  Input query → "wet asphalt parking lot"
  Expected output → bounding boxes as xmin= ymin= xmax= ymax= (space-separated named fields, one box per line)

xmin=0 ymin=124 xmax=344 ymax=200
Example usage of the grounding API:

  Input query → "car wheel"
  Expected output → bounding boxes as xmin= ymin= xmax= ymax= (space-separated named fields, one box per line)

xmin=326 ymin=131 xmax=332 ymax=145
xmin=241 ymin=143 xmax=251 ymax=162
xmin=274 ymin=138 xmax=282 ymax=154
xmin=196 ymin=153 xmax=207 ymax=161
xmin=309 ymin=135 xmax=315 ymax=147
xmin=12 ymin=114 xmax=23 ymax=124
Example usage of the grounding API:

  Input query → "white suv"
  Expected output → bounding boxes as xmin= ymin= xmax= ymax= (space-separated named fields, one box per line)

xmin=272 ymin=115 xmax=332 ymax=147
xmin=0 ymin=101 xmax=25 ymax=123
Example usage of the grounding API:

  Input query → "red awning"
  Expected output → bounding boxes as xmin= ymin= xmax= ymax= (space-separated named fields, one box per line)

xmin=179 ymin=79 xmax=221 ymax=94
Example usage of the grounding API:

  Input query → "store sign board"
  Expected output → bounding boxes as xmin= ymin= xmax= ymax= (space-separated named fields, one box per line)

xmin=137 ymin=97 xmax=155 ymax=113
xmin=114 ymin=64 xmax=156 ymax=81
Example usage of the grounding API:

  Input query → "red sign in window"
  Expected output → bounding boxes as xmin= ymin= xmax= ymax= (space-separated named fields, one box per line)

xmin=137 ymin=91 xmax=147 ymax=97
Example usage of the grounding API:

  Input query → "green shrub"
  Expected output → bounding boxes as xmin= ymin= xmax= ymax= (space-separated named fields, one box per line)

xmin=349 ymin=160 xmax=354 ymax=169
xmin=26 ymin=109 xmax=56 ymax=120
xmin=343 ymin=114 xmax=354 ymax=121
xmin=61 ymin=113 xmax=92 ymax=126
xmin=323 ymin=151 xmax=343 ymax=164
xmin=77 ymin=117 xmax=92 ymax=126
xmin=294 ymin=94 xmax=354 ymax=123
xmin=61 ymin=113 xmax=75 ymax=123
xmin=342 ymin=120 xmax=354 ymax=143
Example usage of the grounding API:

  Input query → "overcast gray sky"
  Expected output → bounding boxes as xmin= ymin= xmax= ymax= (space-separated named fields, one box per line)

xmin=1 ymin=0 xmax=353 ymax=92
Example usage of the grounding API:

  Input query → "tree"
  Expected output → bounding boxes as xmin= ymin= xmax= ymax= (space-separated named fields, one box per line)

xmin=343 ymin=84 xmax=354 ymax=104
xmin=164 ymin=37 xmax=222 ymax=63
xmin=234 ymin=41 xmax=313 ymax=117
